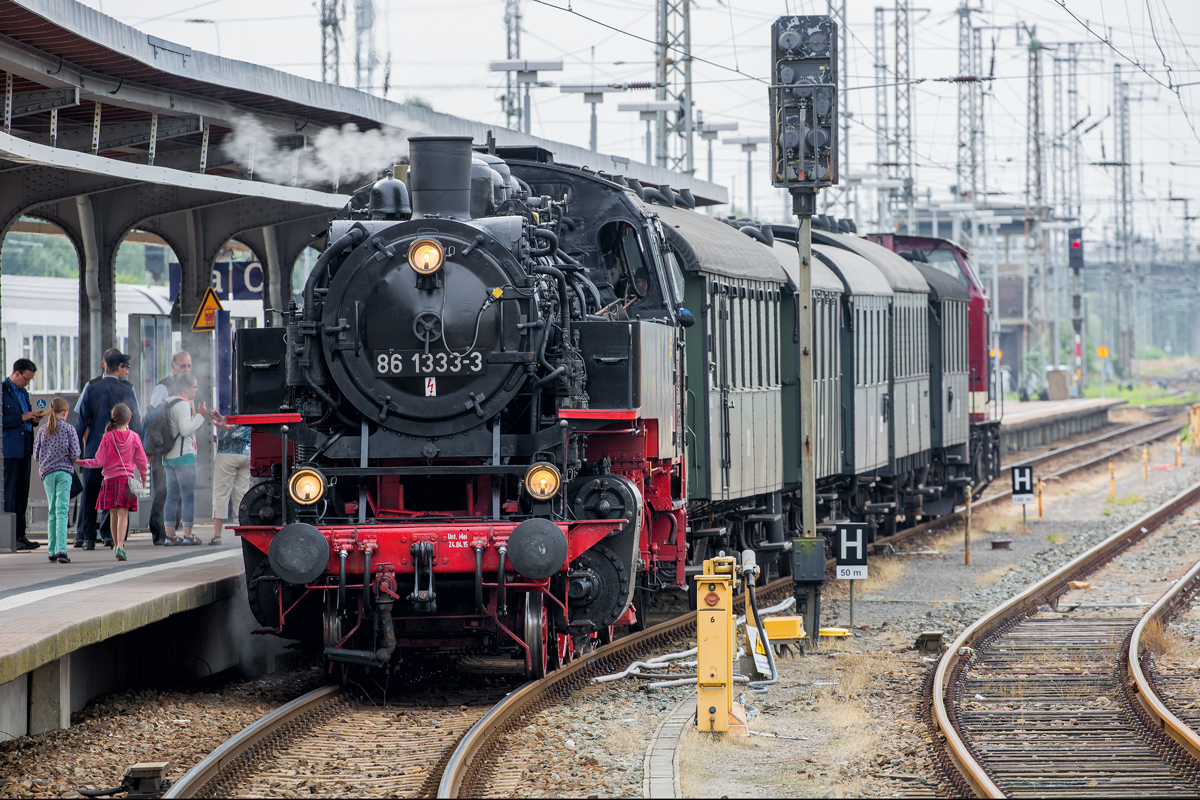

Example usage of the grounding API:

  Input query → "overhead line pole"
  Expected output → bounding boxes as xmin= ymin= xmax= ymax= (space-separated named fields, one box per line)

xmin=894 ymin=0 xmax=915 ymax=234
xmin=656 ymin=0 xmax=694 ymax=174
xmin=1115 ymin=64 xmax=1134 ymax=379
xmin=503 ymin=0 xmax=523 ymax=130
xmin=956 ymin=1 xmax=974 ymax=247
xmin=1023 ymin=24 xmax=1045 ymax=396
xmin=875 ymin=6 xmax=890 ymax=231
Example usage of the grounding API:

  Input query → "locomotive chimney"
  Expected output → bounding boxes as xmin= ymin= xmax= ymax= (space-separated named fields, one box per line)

xmin=407 ymin=136 xmax=475 ymax=220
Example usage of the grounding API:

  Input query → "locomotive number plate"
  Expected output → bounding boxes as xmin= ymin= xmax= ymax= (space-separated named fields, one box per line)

xmin=374 ymin=350 xmax=487 ymax=377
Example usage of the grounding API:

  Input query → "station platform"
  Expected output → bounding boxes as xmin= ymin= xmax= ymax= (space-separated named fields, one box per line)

xmin=0 ymin=532 xmax=282 ymax=740
xmin=998 ymin=397 xmax=1128 ymax=452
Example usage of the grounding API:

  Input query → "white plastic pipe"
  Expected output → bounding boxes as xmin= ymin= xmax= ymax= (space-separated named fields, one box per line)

xmin=592 ymin=647 xmax=698 ymax=683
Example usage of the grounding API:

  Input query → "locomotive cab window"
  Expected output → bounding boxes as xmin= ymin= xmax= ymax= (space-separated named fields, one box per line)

xmin=924 ymin=249 xmax=969 ymax=288
xmin=598 ymin=221 xmax=662 ymax=312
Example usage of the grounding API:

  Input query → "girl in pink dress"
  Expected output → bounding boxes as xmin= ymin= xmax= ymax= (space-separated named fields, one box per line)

xmin=77 ymin=403 xmax=148 ymax=561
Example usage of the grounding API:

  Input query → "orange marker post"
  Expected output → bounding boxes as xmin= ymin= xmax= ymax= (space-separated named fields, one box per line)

xmin=1037 ymin=478 xmax=1044 ymax=519
xmin=1143 ymin=446 xmax=1149 ymax=483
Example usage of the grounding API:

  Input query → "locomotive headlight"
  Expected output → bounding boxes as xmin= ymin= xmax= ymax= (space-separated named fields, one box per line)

xmin=288 ymin=468 xmax=327 ymax=505
xmin=524 ymin=463 xmax=562 ymax=500
xmin=408 ymin=239 xmax=444 ymax=274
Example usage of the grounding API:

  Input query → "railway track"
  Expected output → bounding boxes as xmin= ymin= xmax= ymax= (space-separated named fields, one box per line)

xmin=873 ymin=412 xmax=1186 ymax=556
xmin=163 ymin=664 xmax=524 ymax=799
xmin=1004 ymin=413 xmax=1184 ymax=473
xmin=166 ymin=413 xmax=1186 ymax=798
xmin=930 ymin=481 xmax=1200 ymax=798
xmin=1126 ymin=551 xmax=1200 ymax=765
xmin=166 ymin=576 xmax=794 ymax=799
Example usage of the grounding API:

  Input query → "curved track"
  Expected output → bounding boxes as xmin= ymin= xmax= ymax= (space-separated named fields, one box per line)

xmin=168 ymin=413 xmax=1185 ymax=798
xmin=164 ymin=672 xmax=522 ymax=799
xmin=874 ymin=413 xmax=1185 ymax=556
xmin=1127 ymin=556 xmax=1200 ymax=763
xmin=930 ymin=482 xmax=1200 ymax=797
xmin=167 ymin=576 xmax=793 ymax=799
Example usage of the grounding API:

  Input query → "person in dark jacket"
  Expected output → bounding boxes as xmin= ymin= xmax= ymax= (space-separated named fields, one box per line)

xmin=3 ymin=358 xmax=41 ymax=550
xmin=74 ymin=350 xmax=141 ymax=550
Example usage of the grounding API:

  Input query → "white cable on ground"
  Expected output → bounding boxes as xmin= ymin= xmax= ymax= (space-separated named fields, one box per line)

xmin=593 ymin=647 xmax=745 ymax=684
xmin=592 ymin=647 xmax=698 ymax=683
xmin=736 ymin=595 xmax=795 ymax=626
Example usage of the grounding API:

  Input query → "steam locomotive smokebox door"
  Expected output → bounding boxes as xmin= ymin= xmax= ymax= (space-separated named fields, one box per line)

xmin=578 ymin=321 xmax=639 ymax=408
xmin=235 ymin=327 xmax=287 ymax=415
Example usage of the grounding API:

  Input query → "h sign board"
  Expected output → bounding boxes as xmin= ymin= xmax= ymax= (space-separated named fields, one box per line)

xmin=1012 ymin=465 xmax=1035 ymax=505
xmin=835 ymin=523 xmax=868 ymax=580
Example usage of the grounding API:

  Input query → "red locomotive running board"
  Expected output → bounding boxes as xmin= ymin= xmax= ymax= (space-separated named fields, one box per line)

xmin=226 ymin=413 xmax=303 ymax=424
xmin=557 ymin=409 xmax=638 ymax=420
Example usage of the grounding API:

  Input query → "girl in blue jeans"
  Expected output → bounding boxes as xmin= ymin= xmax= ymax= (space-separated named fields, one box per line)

xmin=33 ymin=397 xmax=80 ymax=563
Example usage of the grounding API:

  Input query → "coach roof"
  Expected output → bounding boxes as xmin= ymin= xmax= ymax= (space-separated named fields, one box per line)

xmin=811 ymin=244 xmax=894 ymax=298
xmin=770 ymin=240 xmax=844 ymax=293
xmin=647 ymin=202 xmax=788 ymax=284
xmin=813 ymin=231 xmax=929 ymax=294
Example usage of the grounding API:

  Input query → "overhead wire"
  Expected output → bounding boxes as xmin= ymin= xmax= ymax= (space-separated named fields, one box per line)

xmin=1053 ymin=0 xmax=1200 ymax=146
xmin=528 ymin=0 xmax=769 ymax=85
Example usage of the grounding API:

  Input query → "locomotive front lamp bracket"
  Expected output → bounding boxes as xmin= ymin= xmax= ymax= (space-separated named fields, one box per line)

xmin=288 ymin=467 xmax=327 ymax=505
xmin=408 ymin=239 xmax=445 ymax=275
xmin=524 ymin=463 xmax=562 ymax=500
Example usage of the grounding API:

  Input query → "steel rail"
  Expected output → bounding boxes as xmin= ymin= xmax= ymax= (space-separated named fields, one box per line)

xmin=438 ymin=574 xmax=789 ymax=798
xmin=166 ymin=412 xmax=1184 ymax=798
xmin=1004 ymin=414 xmax=1178 ymax=470
xmin=165 ymin=575 xmax=790 ymax=799
xmin=871 ymin=412 xmax=1185 ymax=557
xmin=1129 ymin=557 xmax=1200 ymax=761
xmin=931 ymin=480 xmax=1200 ymax=798
xmin=164 ymin=684 xmax=343 ymax=798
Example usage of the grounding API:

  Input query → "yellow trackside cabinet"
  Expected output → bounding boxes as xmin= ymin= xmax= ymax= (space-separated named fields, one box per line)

xmin=695 ymin=556 xmax=747 ymax=735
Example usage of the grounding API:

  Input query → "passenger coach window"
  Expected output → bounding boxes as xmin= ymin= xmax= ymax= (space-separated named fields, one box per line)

xmin=868 ymin=307 xmax=875 ymax=384
xmin=752 ymin=293 xmax=761 ymax=388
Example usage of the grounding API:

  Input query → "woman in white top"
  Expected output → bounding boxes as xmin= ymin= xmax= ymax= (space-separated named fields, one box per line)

xmin=162 ymin=372 xmax=207 ymax=546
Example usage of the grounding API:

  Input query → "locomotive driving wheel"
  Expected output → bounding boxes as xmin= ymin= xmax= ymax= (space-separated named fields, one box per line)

xmin=523 ymin=593 xmax=548 ymax=679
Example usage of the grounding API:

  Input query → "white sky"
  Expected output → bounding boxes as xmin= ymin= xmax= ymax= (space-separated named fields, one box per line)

xmin=77 ymin=0 xmax=1200 ymax=248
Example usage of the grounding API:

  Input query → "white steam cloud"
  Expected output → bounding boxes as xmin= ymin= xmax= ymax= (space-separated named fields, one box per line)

xmin=221 ymin=115 xmax=427 ymax=191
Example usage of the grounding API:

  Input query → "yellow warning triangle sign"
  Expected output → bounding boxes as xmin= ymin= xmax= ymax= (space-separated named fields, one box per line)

xmin=191 ymin=286 xmax=225 ymax=332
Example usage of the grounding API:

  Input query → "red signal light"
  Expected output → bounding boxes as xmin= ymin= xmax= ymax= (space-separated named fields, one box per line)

xmin=1071 ymin=241 xmax=1081 ymax=248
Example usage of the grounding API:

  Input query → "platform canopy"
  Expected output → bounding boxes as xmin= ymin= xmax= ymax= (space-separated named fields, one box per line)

xmin=0 ymin=0 xmax=728 ymax=377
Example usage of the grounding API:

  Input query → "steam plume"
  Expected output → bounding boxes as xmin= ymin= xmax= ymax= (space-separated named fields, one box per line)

xmin=221 ymin=115 xmax=427 ymax=190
